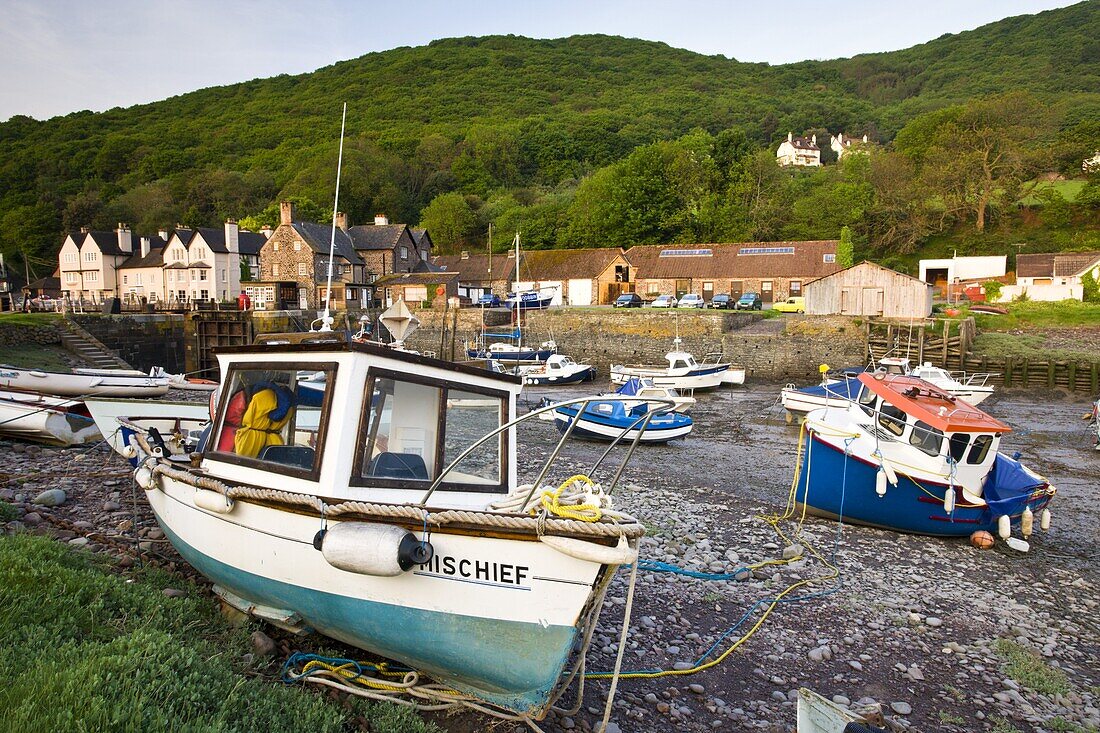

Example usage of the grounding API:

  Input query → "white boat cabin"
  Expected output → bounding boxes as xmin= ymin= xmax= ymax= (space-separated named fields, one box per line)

xmin=204 ymin=334 xmax=522 ymax=510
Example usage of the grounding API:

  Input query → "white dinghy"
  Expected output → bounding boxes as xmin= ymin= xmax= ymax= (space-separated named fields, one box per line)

xmin=610 ymin=338 xmax=742 ymax=391
xmin=0 ymin=388 xmax=100 ymax=446
xmin=0 ymin=364 xmax=169 ymax=398
xmin=85 ymin=397 xmax=211 ymax=457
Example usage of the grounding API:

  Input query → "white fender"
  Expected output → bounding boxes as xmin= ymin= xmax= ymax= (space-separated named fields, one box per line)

xmin=875 ymin=469 xmax=887 ymax=497
xmin=539 ymin=534 xmax=637 ymax=566
xmin=1040 ymin=508 xmax=1051 ymax=531
xmin=193 ymin=488 xmax=234 ymax=514
xmin=1020 ymin=507 xmax=1033 ymax=538
xmin=321 ymin=523 xmax=416 ymax=577
xmin=997 ymin=514 xmax=1011 ymax=540
xmin=134 ymin=466 xmax=155 ymax=490
xmin=1005 ymin=536 xmax=1030 ymax=553
xmin=876 ymin=455 xmax=899 ymax=487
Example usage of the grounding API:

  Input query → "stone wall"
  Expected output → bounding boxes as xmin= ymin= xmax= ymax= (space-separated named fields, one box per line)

xmin=405 ymin=308 xmax=865 ymax=381
xmin=73 ymin=314 xmax=187 ymax=372
xmin=0 ymin=321 xmax=61 ymax=346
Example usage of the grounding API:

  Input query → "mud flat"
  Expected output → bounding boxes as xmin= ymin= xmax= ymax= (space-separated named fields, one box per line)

xmin=1 ymin=383 xmax=1097 ymax=733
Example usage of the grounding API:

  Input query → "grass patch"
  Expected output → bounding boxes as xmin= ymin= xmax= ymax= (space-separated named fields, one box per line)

xmin=0 ymin=501 xmax=17 ymax=522
xmin=938 ymin=710 xmax=966 ymax=725
xmin=0 ymin=343 xmax=76 ymax=371
xmin=0 ymin=312 xmax=62 ymax=326
xmin=1048 ymin=717 xmax=1091 ymax=732
xmin=990 ymin=716 xmax=1024 ymax=733
xmin=972 ymin=301 xmax=1100 ymax=331
xmin=0 ymin=533 xmax=437 ymax=732
xmin=994 ymin=638 xmax=1071 ymax=696
xmin=1018 ymin=179 xmax=1087 ymax=205
xmin=972 ymin=332 xmax=1099 ymax=362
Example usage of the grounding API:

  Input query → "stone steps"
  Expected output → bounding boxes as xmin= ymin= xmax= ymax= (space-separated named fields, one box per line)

xmin=57 ymin=320 xmax=133 ymax=370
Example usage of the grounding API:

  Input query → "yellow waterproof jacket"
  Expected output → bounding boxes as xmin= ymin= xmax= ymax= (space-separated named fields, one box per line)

xmin=234 ymin=388 xmax=291 ymax=458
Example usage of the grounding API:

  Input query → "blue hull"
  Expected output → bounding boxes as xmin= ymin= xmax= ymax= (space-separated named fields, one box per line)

xmin=552 ymin=405 xmax=692 ymax=444
xmin=158 ymin=523 xmax=581 ymax=714
xmin=525 ymin=367 xmax=596 ymax=386
xmin=797 ymin=435 xmax=1052 ymax=536
xmin=466 ymin=349 xmax=555 ymax=362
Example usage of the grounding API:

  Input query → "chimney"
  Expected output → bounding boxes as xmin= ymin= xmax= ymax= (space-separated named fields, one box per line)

xmin=280 ymin=201 xmax=296 ymax=226
xmin=80 ymin=226 xmax=90 ymax=234
xmin=117 ymin=223 xmax=133 ymax=253
xmin=787 ymin=132 xmax=793 ymax=142
xmin=140 ymin=237 xmax=151 ymax=258
xmin=225 ymin=218 xmax=239 ymax=254
xmin=158 ymin=228 xmax=168 ymax=240
xmin=335 ymin=212 xmax=348 ymax=231
xmin=260 ymin=225 xmax=273 ymax=239
xmin=460 ymin=250 xmax=469 ymax=260
xmin=811 ymin=134 xmax=817 ymax=145
xmin=862 ymin=134 xmax=869 ymax=143
xmin=374 ymin=213 xmax=389 ymax=226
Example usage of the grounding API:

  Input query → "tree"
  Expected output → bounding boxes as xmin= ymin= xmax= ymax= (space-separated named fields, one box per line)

xmin=837 ymin=226 xmax=854 ymax=268
xmin=419 ymin=192 xmax=476 ymax=251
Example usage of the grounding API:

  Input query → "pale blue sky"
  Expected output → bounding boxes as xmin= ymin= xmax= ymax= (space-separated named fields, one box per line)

xmin=0 ymin=0 xmax=1080 ymax=121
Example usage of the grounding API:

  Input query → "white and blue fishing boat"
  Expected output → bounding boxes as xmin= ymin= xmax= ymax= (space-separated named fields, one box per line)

xmin=516 ymin=354 xmax=596 ymax=386
xmin=605 ymin=377 xmax=695 ymax=413
xmin=780 ymin=374 xmax=862 ymax=417
xmin=548 ymin=399 xmax=693 ymax=443
xmin=610 ymin=338 xmax=742 ymax=391
xmin=505 ymin=289 xmax=555 ymax=310
xmin=126 ymin=330 xmax=647 ymax=718
xmin=465 ymin=328 xmax=557 ymax=363
xmin=797 ymin=372 xmax=1055 ymax=544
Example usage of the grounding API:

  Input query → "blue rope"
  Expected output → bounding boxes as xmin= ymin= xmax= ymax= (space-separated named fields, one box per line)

xmin=635 ymin=559 xmax=749 ymax=580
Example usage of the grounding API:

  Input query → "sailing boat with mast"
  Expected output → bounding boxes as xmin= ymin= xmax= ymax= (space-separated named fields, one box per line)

xmin=504 ymin=232 xmax=555 ymax=310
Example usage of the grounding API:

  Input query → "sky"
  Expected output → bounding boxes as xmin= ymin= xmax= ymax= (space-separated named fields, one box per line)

xmin=0 ymin=0 xmax=1081 ymax=121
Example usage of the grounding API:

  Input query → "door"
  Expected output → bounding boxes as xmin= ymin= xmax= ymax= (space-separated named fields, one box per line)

xmin=841 ymin=287 xmax=857 ymax=315
xmin=675 ymin=279 xmax=691 ymax=299
xmin=568 ymin=278 xmax=593 ymax=306
xmin=702 ymin=281 xmax=714 ymax=302
xmin=761 ymin=280 xmax=773 ymax=303
xmin=730 ymin=281 xmax=743 ymax=299
xmin=862 ymin=287 xmax=884 ymax=316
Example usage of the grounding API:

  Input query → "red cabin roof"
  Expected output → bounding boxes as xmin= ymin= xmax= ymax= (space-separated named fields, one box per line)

xmin=857 ymin=373 xmax=1011 ymax=434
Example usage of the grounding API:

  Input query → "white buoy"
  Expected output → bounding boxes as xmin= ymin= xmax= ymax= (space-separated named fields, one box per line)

xmin=193 ymin=488 xmax=235 ymax=514
xmin=135 ymin=466 xmax=154 ymax=490
xmin=875 ymin=469 xmax=887 ymax=497
xmin=1021 ymin=507 xmax=1034 ymax=538
xmin=997 ymin=514 xmax=1011 ymax=540
xmin=1040 ymin=508 xmax=1051 ymax=531
xmin=943 ymin=488 xmax=955 ymax=514
xmin=1005 ymin=537 xmax=1030 ymax=553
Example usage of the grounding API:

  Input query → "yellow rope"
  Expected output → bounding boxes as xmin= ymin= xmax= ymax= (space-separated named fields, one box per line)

xmin=536 ymin=474 xmax=603 ymax=522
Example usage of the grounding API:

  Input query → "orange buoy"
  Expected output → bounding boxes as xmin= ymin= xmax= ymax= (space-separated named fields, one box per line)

xmin=970 ymin=530 xmax=995 ymax=550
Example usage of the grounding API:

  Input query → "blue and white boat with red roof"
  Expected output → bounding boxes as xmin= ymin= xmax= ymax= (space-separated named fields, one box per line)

xmin=796 ymin=372 xmax=1055 ymax=547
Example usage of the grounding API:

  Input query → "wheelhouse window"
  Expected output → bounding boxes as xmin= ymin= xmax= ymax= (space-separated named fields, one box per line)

xmin=857 ymin=385 xmax=877 ymax=417
xmin=355 ymin=370 xmax=506 ymax=491
xmin=878 ymin=402 xmax=907 ymax=437
xmin=909 ymin=420 xmax=943 ymax=456
xmin=967 ymin=434 xmax=993 ymax=464
xmin=948 ymin=433 xmax=970 ymax=462
xmin=210 ymin=364 xmax=334 ymax=476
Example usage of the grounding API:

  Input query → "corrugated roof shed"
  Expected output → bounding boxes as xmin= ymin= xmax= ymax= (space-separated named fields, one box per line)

xmin=626 ymin=241 xmax=839 ymax=279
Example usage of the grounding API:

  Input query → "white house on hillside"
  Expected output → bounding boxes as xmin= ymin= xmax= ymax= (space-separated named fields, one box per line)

xmin=830 ymin=133 xmax=869 ymax=160
xmin=776 ymin=133 xmax=821 ymax=167
xmin=58 ymin=225 xmax=135 ymax=302
xmin=1000 ymin=251 xmax=1100 ymax=302
xmin=918 ymin=255 xmax=1007 ymax=286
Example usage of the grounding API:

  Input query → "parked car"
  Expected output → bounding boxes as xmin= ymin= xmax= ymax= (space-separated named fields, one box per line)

xmin=709 ymin=293 xmax=733 ymax=309
xmin=677 ymin=293 xmax=705 ymax=309
xmin=773 ymin=296 xmax=806 ymax=314
xmin=614 ymin=293 xmax=644 ymax=308
xmin=477 ymin=293 xmax=502 ymax=308
xmin=649 ymin=294 xmax=676 ymax=308
xmin=735 ymin=293 xmax=762 ymax=310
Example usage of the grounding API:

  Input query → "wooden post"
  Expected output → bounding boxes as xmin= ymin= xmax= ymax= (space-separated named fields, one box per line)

xmin=942 ymin=320 xmax=949 ymax=366
xmin=1022 ymin=358 xmax=1029 ymax=387
xmin=917 ymin=325 xmax=925 ymax=364
xmin=1004 ymin=356 xmax=1013 ymax=387
xmin=1067 ymin=361 xmax=1077 ymax=392
xmin=1092 ymin=362 xmax=1099 ymax=394
xmin=450 ymin=302 xmax=459 ymax=361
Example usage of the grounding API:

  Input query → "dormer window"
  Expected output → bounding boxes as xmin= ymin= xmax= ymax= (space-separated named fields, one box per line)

xmin=400 ymin=246 xmax=409 ymax=260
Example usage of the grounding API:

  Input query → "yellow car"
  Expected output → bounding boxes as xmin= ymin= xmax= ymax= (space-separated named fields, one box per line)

xmin=772 ymin=296 xmax=806 ymax=313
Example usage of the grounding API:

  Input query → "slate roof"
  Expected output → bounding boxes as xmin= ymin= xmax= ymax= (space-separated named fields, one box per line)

xmin=410 ymin=228 xmax=433 ymax=250
xmin=787 ymin=136 xmax=819 ymax=151
xmin=193 ymin=227 xmax=227 ymax=252
xmin=118 ymin=237 xmax=168 ymax=269
xmin=431 ymin=253 xmax=501 ymax=283
xmin=238 ymin=231 xmax=266 ymax=256
xmin=1054 ymin=251 xmax=1100 ymax=277
xmin=84 ymin=231 xmax=130 ymax=256
xmin=347 ymin=223 xmax=413 ymax=251
xmin=626 ymin=241 xmax=840 ymax=280
xmin=373 ymin=271 xmax=459 ymax=287
xmin=1015 ymin=251 xmax=1100 ymax=279
xmin=1016 ymin=253 xmax=1056 ymax=278
xmin=517 ymin=248 xmax=626 ymax=281
xmin=290 ymin=222 xmax=364 ymax=265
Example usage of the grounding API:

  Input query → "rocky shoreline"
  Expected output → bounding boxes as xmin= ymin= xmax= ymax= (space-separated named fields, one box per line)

xmin=1 ymin=383 xmax=1097 ymax=733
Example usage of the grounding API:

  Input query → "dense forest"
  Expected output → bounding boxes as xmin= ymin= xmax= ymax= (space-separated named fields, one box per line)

xmin=0 ymin=2 xmax=1098 ymax=279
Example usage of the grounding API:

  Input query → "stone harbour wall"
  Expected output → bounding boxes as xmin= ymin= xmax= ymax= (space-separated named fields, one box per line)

xmin=73 ymin=314 xmax=187 ymax=373
xmin=0 ymin=321 xmax=61 ymax=346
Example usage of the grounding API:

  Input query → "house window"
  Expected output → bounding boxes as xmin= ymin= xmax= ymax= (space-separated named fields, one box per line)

xmin=400 ymin=246 xmax=408 ymax=260
xmin=221 ymin=269 xmax=227 ymax=283
xmin=84 ymin=251 xmax=97 ymax=262
xmin=123 ymin=275 xmax=128 ymax=284
xmin=298 ymin=263 xmax=308 ymax=277
xmin=347 ymin=288 xmax=357 ymax=300
xmin=294 ymin=242 xmax=301 ymax=251
xmin=273 ymin=242 xmax=280 ymax=251
xmin=353 ymin=370 xmax=505 ymax=491
xmin=273 ymin=264 xmax=281 ymax=278
xmin=64 ymin=253 xmax=77 ymax=264
xmin=199 ymin=270 xmax=208 ymax=281
xmin=200 ymin=289 xmax=209 ymax=300
xmin=824 ymin=253 xmax=836 ymax=263
xmin=136 ymin=273 xmax=143 ymax=285
xmin=790 ymin=280 xmax=802 ymax=295
xmin=65 ymin=273 xmax=76 ymax=284
xmin=87 ymin=271 xmax=99 ymax=282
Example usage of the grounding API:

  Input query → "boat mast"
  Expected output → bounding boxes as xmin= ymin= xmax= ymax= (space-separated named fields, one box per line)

xmin=514 ymin=231 xmax=521 ymax=347
xmin=317 ymin=102 xmax=347 ymax=332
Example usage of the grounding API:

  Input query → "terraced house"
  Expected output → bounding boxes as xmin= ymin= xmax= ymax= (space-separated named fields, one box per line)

xmin=253 ymin=202 xmax=432 ymax=310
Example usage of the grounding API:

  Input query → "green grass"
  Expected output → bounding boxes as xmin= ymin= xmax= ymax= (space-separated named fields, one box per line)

xmin=1018 ymin=179 xmax=1088 ymax=205
xmin=990 ymin=716 xmax=1024 ymax=733
xmin=973 ymin=301 xmax=1100 ymax=331
xmin=972 ymin=332 xmax=1099 ymax=362
xmin=0 ymin=501 xmax=17 ymax=522
xmin=1047 ymin=717 xmax=1092 ymax=732
xmin=994 ymin=638 xmax=1071 ymax=696
xmin=0 ymin=343 xmax=76 ymax=372
xmin=0 ymin=533 xmax=437 ymax=733
xmin=0 ymin=312 xmax=62 ymax=326
xmin=938 ymin=711 xmax=966 ymax=725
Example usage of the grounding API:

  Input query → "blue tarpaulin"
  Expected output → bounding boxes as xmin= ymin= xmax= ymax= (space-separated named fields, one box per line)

xmin=984 ymin=453 xmax=1045 ymax=504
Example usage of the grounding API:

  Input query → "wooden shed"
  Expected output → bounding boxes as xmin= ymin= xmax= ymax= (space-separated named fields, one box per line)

xmin=804 ymin=261 xmax=932 ymax=318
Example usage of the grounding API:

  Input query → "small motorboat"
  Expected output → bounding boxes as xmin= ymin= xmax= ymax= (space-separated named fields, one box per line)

xmin=85 ymin=397 xmax=211 ymax=458
xmin=780 ymin=375 xmax=862 ymax=418
xmin=878 ymin=357 xmax=996 ymax=406
xmin=0 ymin=388 xmax=100 ymax=446
xmin=610 ymin=338 xmax=739 ymax=391
xmin=796 ymin=372 xmax=1055 ymax=544
xmin=126 ymin=326 xmax=648 ymax=719
xmin=516 ymin=354 xmax=595 ymax=386
xmin=1 ymin=365 xmax=170 ymax=398
xmin=465 ymin=331 xmax=556 ymax=363
xmin=604 ymin=377 xmax=695 ymax=414
xmin=505 ymin=290 xmax=555 ymax=310
xmin=548 ymin=398 xmax=693 ymax=443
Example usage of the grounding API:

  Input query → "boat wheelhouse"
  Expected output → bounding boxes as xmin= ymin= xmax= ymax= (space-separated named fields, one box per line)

xmin=878 ymin=357 xmax=996 ymax=405
xmin=796 ymin=372 xmax=1054 ymax=543
xmin=516 ymin=354 xmax=596 ymax=386
xmin=129 ymin=332 xmax=645 ymax=718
